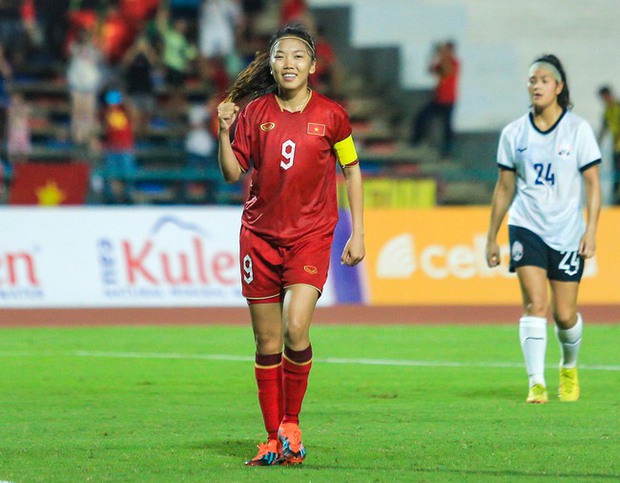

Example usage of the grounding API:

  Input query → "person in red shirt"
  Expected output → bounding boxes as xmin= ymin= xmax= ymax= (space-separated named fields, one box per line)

xmin=119 ymin=0 xmax=159 ymax=25
xmin=217 ymin=23 xmax=365 ymax=466
xmin=102 ymin=89 xmax=136 ymax=204
xmin=279 ymin=0 xmax=310 ymax=27
xmin=410 ymin=40 xmax=460 ymax=158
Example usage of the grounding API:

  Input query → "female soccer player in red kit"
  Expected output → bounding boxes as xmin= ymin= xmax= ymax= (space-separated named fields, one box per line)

xmin=217 ymin=24 xmax=365 ymax=466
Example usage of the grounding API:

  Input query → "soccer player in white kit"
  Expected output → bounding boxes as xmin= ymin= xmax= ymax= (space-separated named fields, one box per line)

xmin=485 ymin=54 xmax=601 ymax=404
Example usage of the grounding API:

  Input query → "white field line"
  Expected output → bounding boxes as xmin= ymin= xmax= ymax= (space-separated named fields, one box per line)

xmin=0 ymin=350 xmax=619 ymax=371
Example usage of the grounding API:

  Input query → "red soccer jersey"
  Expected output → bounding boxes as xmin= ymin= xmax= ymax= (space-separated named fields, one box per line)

xmin=231 ymin=91 xmax=356 ymax=246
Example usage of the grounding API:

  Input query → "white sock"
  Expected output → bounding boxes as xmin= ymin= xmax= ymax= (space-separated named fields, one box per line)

xmin=519 ymin=316 xmax=547 ymax=387
xmin=554 ymin=313 xmax=583 ymax=369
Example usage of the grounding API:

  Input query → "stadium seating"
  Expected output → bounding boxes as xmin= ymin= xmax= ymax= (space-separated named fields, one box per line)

xmin=0 ymin=3 xmax=504 ymax=207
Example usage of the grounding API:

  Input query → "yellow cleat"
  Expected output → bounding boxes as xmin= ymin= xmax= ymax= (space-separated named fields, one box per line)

xmin=526 ymin=383 xmax=548 ymax=404
xmin=559 ymin=367 xmax=580 ymax=402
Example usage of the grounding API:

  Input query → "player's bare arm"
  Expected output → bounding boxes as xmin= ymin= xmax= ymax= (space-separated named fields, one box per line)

xmin=486 ymin=168 xmax=516 ymax=267
xmin=579 ymin=165 xmax=601 ymax=259
xmin=340 ymin=163 xmax=365 ymax=266
xmin=217 ymin=101 xmax=243 ymax=183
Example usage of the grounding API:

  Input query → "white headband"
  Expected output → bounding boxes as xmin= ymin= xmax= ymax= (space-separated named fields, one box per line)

xmin=529 ymin=61 xmax=562 ymax=82
xmin=270 ymin=36 xmax=316 ymax=59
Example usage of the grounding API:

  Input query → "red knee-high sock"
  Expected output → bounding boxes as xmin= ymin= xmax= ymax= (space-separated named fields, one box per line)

xmin=282 ymin=345 xmax=313 ymax=425
xmin=255 ymin=352 xmax=283 ymax=441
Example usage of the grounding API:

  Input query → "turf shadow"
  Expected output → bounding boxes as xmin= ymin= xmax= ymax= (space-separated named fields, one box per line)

xmin=193 ymin=439 xmax=251 ymax=459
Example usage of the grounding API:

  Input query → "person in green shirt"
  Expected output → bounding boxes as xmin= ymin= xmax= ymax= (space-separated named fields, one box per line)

xmin=156 ymin=4 xmax=197 ymax=86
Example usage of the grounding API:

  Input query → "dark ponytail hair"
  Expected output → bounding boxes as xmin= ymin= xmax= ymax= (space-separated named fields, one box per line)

xmin=533 ymin=54 xmax=572 ymax=109
xmin=225 ymin=23 xmax=316 ymax=103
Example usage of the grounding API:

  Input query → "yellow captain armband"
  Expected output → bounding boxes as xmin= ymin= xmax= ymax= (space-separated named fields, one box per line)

xmin=334 ymin=135 xmax=359 ymax=167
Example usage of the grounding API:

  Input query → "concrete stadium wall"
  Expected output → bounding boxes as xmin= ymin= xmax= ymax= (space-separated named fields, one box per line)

xmin=308 ymin=0 xmax=620 ymax=131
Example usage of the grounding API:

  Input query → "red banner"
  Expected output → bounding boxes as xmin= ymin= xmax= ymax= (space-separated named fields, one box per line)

xmin=9 ymin=163 xmax=91 ymax=206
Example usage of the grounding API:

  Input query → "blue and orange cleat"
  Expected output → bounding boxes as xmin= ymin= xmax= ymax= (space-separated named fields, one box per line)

xmin=278 ymin=422 xmax=306 ymax=465
xmin=244 ymin=439 xmax=283 ymax=466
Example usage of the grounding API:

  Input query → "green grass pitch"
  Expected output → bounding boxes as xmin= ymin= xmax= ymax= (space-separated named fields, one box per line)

xmin=1 ymin=323 xmax=619 ymax=482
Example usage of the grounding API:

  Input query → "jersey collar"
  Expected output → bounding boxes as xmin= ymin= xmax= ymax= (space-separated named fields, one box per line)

xmin=529 ymin=108 xmax=567 ymax=135
xmin=272 ymin=89 xmax=313 ymax=114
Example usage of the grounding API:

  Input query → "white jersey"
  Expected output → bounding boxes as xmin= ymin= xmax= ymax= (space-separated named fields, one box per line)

xmin=497 ymin=110 xmax=601 ymax=251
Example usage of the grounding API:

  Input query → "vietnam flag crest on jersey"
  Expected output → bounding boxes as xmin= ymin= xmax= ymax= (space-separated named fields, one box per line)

xmin=307 ymin=122 xmax=326 ymax=136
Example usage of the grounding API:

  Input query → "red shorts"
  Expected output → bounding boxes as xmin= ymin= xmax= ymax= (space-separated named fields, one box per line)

xmin=239 ymin=226 xmax=333 ymax=304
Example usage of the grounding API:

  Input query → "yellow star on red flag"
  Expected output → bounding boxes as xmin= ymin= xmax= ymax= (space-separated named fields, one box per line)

xmin=307 ymin=123 xmax=326 ymax=136
xmin=36 ymin=179 xmax=66 ymax=206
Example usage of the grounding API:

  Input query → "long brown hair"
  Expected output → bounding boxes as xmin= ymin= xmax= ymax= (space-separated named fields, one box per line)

xmin=224 ymin=24 xmax=316 ymax=103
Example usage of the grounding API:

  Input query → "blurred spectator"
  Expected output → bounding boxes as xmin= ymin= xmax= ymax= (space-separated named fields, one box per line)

xmin=197 ymin=0 xmax=243 ymax=80
xmin=101 ymin=89 xmax=136 ymax=204
xmin=156 ymin=3 xmax=197 ymax=87
xmin=67 ymin=26 xmax=103 ymax=148
xmin=240 ymin=0 xmax=264 ymax=32
xmin=186 ymin=103 xmax=215 ymax=159
xmin=122 ymin=33 xmax=159 ymax=140
xmin=65 ymin=2 xmax=99 ymax=58
xmin=0 ymin=0 xmax=35 ymax=75
xmin=184 ymin=101 xmax=217 ymax=202
xmin=21 ymin=0 xmax=43 ymax=50
xmin=31 ymin=0 xmax=70 ymax=61
xmin=0 ymin=40 xmax=10 ymax=203
xmin=119 ymin=0 xmax=159 ymax=26
xmin=0 ymin=42 xmax=12 ymax=158
xmin=235 ymin=0 xmax=266 ymax=63
xmin=311 ymin=25 xmax=343 ymax=97
xmin=0 ymin=0 xmax=23 ymax=50
xmin=280 ymin=0 xmax=313 ymax=29
xmin=99 ymin=2 xmax=136 ymax=64
xmin=203 ymin=55 xmax=231 ymax=96
xmin=598 ymin=85 xmax=620 ymax=204
xmin=410 ymin=40 xmax=460 ymax=159
xmin=7 ymin=91 xmax=31 ymax=163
